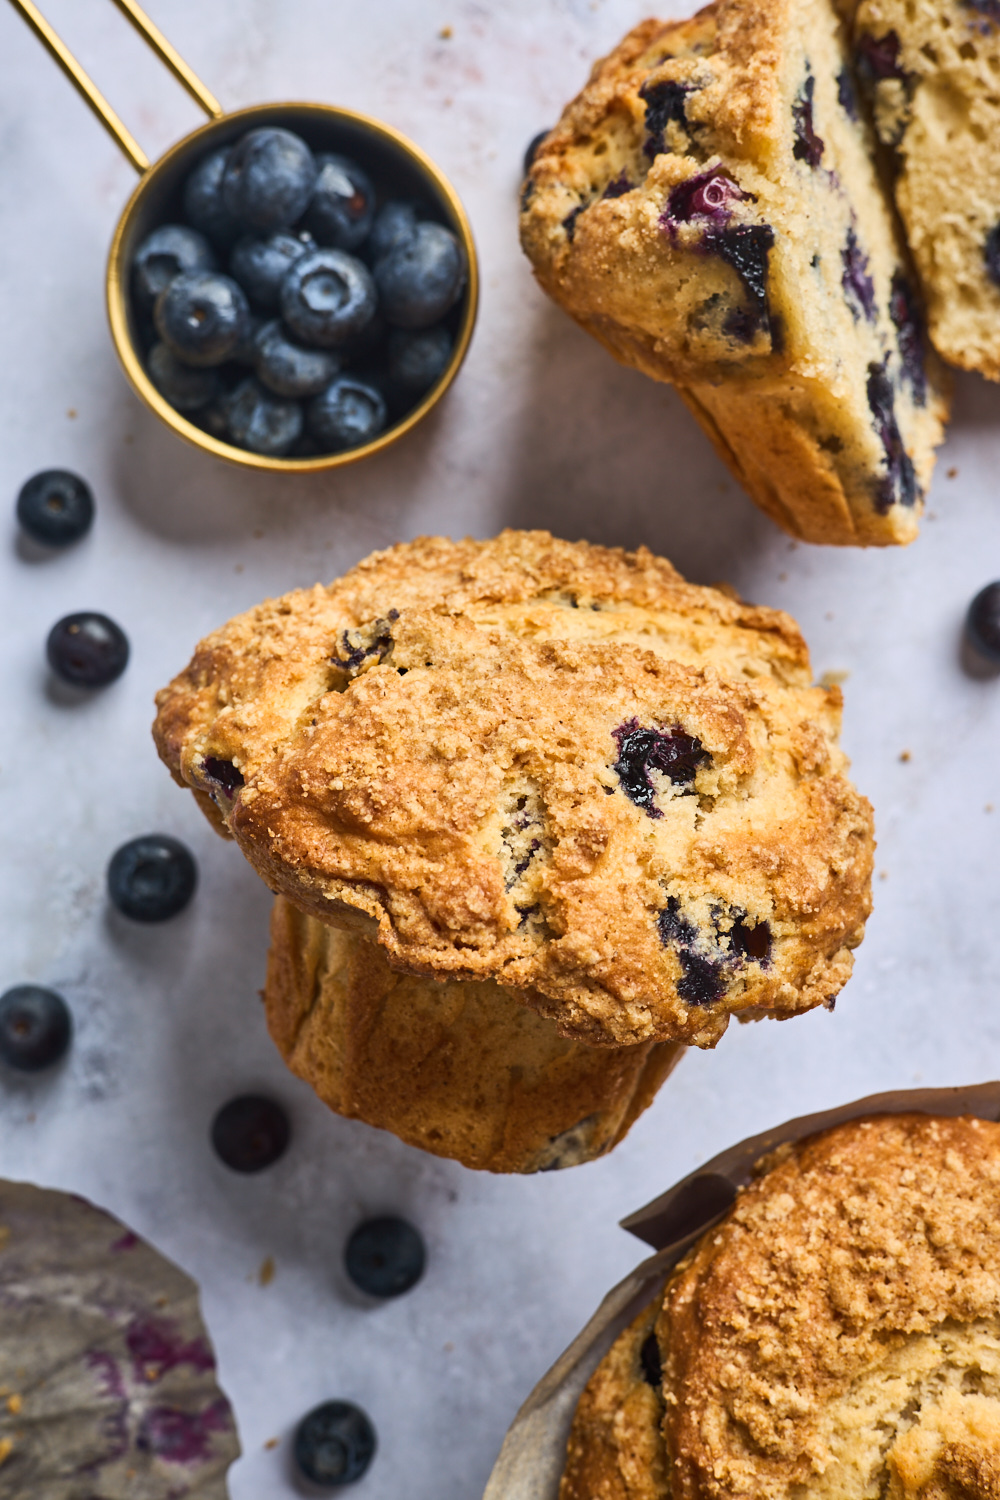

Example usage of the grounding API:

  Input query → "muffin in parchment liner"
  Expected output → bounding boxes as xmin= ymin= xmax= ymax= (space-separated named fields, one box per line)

xmin=153 ymin=530 xmax=874 ymax=1050
xmin=264 ymin=895 xmax=684 ymax=1174
xmin=483 ymin=1083 xmax=1000 ymax=1500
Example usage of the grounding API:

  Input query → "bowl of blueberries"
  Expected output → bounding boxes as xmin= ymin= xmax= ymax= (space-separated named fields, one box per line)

xmin=108 ymin=105 xmax=477 ymax=469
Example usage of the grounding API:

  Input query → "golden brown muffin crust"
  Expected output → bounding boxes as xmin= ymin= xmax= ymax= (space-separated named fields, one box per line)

xmin=154 ymin=531 xmax=873 ymax=1047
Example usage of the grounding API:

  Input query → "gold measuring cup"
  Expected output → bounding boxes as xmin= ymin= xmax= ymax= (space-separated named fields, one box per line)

xmin=9 ymin=0 xmax=479 ymax=472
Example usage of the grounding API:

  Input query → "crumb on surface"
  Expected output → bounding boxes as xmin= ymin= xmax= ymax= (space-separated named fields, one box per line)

xmin=439 ymin=24 xmax=452 ymax=37
xmin=264 ymin=1437 xmax=279 ymax=1450
xmin=899 ymin=750 xmax=911 ymax=762
xmin=258 ymin=1255 xmax=275 ymax=1286
xmin=947 ymin=467 xmax=959 ymax=479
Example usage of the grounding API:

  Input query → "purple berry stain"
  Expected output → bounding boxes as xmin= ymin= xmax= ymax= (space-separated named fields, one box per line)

xmin=563 ymin=205 xmax=583 ymax=240
xmin=838 ymin=68 xmax=859 ymax=120
xmin=640 ymin=78 xmax=692 ymax=158
xmin=136 ymin=1399 xmax=231 ymax=1465
xmin=889 ymin=271 xmax=927 ymax=404
xmin=611 ymin=720 xmax=708 ymax=817
xmin=792 ymin=74 xmax=824 ymax=168
xmin=985 ymin=221 xmax=1000 ymax=288
xmin=661 ymin=170 xmax=775 ymax=339
xmin=127 ymin=1318 xmax=215 ymax=1383
xmin=842 ymin=228 xmax=876 ymax=321
xmin=867 ymin=361 xmax=918 ymax=511
xmin=856 ymin=30 xmax=907 ymax=83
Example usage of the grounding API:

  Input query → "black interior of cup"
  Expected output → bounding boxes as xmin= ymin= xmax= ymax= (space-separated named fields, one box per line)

xmin=115 ymin=103 xmax=473 ymax=463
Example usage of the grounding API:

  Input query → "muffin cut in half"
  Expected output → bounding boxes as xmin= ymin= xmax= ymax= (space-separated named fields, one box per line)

xmin=562 ymin=1112 xmax=1000 ymax=1500
xmin=153 ymin=530 xmax=874 ymax=1048
xmin=264 ymin=896 xmax=683 ymax=1173
xmin=519 ymin=0 xmax=949 ymax=546
xmin=853 ymin=0 xmax=1000 ymax=379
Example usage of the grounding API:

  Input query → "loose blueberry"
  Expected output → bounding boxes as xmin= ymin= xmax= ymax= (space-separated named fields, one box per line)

xmin=966 ymin=583 xmax=1000 ymax=663
xmin=374 ymin=222 xmax=466 ymax=328
xmin=985 ymin=222 xmax=1000 ymax=289
xmin=368 ymin=200 xmax=421 ymax=261
xmin=386 ymin=324 xmax=452 ymax=393
xmin=523 ymin=130 xmax=550 ymax=175
xmin=229 ymin=230 xmax=311 ymax=311
xmin=225 ymin=375 xmax=303 ymax=455
xmin=47 ymin=612 xmax=129 ymax=688
xmin=221 ymin=127 xmax=316 ymax=231
xmin=16 ymin=470 xmax=94 ymax=548
xmin=147 ymin=342 xmax=220 ymax=411
xmin=107 ymin=834 xmax=197 ymax=922
xmin=254 ymin=321 xmax=340 ymax=398
xmin=155 ymin=271 xmax=250 ymax=367
xmin=639 ymin=80 xmax=691 ymax=159
xmin=183 ymin=147 xmax=241 ymax=248
xmin=612 ymin=720 xmax=708 ymax=817
xmin=792 ymin=73 xmax=824 ymax=168
xmin=308 ymin=376 xmax=386 ymax=451
xmin=842 ymin=228 xmax=875 ymax=322
xmin=639 ymin=1331 xmax=662 ymax=1388
xmin=132 ymin=224 xmax=216 ymax=309
xmin=281 ymin=248 xmax=377 ymax=347
xmin=0 ymin=986 xmax=72 ymax=1072
xmin=345 ymin=1216 xmax=426 ymax=1297
xmin=211 ymin=1095 xmax=290 ymax=1173
xmin=295 ymin=1401 xmax=376 ymax=1487
xmin=304 ymin=154 xmax=375 ymax=251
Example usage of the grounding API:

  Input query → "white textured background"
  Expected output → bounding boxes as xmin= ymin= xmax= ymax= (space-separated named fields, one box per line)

xmin=1 ymin=1 xmax=999 ymax=1496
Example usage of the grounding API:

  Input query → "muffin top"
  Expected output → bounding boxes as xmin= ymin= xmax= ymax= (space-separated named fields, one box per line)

xmin=153 ymin=529 xmax=873 ymax=1046
xmin=563 ymin=1112 xmax=1000 ymax=1500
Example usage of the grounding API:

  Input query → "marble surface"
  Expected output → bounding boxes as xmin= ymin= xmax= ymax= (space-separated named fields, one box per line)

xmin=2 ymin=1 xmax=1000 ymax=1496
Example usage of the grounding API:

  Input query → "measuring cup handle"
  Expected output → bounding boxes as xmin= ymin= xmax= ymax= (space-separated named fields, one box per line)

xmin=7 ymin=0 xmax=222 ymax=175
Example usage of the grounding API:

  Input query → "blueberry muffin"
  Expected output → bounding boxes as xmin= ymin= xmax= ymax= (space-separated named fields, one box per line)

xmin=265 ymin=896 xmax=682 ymax=1173
xmin=153 ymin=530 xmax=874 ymax=1048
xmin=852 ymin=0 xmax=1000 ymax=379
xmin=519 ymin=0 xmax=949 ymax=547
xmin=562 ymin=1112 xmax=1000 ymax=1500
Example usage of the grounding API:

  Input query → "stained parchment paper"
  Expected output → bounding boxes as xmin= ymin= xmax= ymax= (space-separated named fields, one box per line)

xmin=482 ymin=1081 xmax=1000 ymax=1500
xmin=0 ymin=1180 xmax=240 ymax=1500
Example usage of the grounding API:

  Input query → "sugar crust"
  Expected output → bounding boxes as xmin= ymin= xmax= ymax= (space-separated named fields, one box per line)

xmin=153 ymin=530 xmax=873 ymax=1047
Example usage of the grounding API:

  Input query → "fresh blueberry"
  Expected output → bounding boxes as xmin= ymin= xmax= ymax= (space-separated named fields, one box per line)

xmin=386 ymin=324 xmax=452 ymax=394
xmin=230 ymin=312 xmax=264 ymax=366
xmin=147 ymin=342 xmax=221 ymax=411
xmin=345 ymin=1216 xmax=426 ymax=1297
xmin=221 ymin=127 xmax=316 ymax=231
xmin=304 ymin=154 xmax=375 ymax=251
xmin=224 ymin=375 xmax=303 ymax=455
xmin=155 ymin=271 xmax=250 ymax=367
xmin=308 ymin=376 xmax=386 ymax=451
xmin=966 ymin=583 xmax=1000 ymax=663
xmin=16 ymin=470 xmax=94 ymax=548
xmin=280 ymin=248 xmax=377 ymax=347
xmin=132 ymin=224 xmax=216 ymax=310
xmin=107 ymin=834 xmax=197 ymax=922
xmin=523 ymin=130 xmax=550 ymax=175
xmin=375 ymin=222 xmax=466 ymax=328
xmin=0 ymin=986 xmax=72 ymax=1072
xmin=612 ymin=720 xmax=708 ymax=816
xmin=47 ymin=612 xmax=129 ymax=688
xmin=254 ymin=320 xmax=340 ymax=398
xmin=229 ymin=230 xmax=311 ymax=311
xmin=368 ymin=199 xmax=421 ymax=261
xmin=182 ymin=146 xmax=241 ymax=248
xmin=295 ymin=1401 xmax=376 ymax=1487
xmin=211 ymin=1095 xmax=290 ymax=1173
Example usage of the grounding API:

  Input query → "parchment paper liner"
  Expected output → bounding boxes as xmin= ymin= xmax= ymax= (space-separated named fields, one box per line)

xmin=482 ymin=1081 xmax=1000 ymax=1500
xmin=0 ymin=1179 xmax=240 ymax=1499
